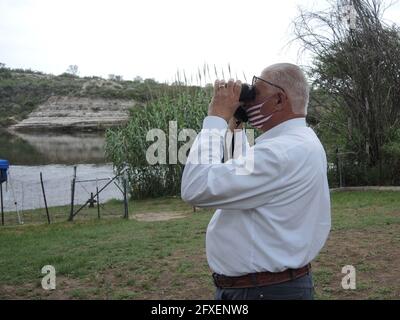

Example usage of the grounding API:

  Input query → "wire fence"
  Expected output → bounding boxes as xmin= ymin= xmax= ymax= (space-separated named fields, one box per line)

xmin=1 ymin=164 xmax=127 ymax=226
xmin=2 ymin=149 xmax=395 ymax=226
xmin=325 ymin=149 xmax=398 ymax=188
xmin=326 ymin=150 xmax=359 ymax=189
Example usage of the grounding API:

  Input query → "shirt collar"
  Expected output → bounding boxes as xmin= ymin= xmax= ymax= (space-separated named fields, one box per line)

xmin=255 ymin=118 xmax=307 ymax=143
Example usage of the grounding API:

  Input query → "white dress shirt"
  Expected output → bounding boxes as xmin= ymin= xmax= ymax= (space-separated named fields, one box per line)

xmin=181 ymin=116 xmax=331 ymax=276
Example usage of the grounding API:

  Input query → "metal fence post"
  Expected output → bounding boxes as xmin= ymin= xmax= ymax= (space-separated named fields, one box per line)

xmin=69 ymin=178 xmax=75 ymax=222
xmin=97 ymin=186 xmax=100 ymax=219
xmin=40 ymin=172 xmax=51 ymax=224
xmin=69 ymin=166 xmax=77 ymax=222
xmin=123 ymin=172 xmax=129 ymax=219
xmin=1 ymin=183 xmax=4 ymax=226
xmin=336 ymin=147 xmax=344 ymax=188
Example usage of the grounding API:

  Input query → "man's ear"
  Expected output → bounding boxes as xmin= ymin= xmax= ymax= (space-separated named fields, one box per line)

xmin=260 ymin=93 xmax=282 ymax=117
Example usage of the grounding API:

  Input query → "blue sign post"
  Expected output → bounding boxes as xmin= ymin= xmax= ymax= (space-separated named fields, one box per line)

xmin=0 ymin=159 xmax=9 ymax=226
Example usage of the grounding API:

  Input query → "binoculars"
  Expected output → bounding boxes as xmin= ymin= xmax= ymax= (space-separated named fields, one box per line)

xmin=234 ymin=83 xmax=257 ymax=123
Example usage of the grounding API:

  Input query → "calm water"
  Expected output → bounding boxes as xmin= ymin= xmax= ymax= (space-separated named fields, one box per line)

xmin=0 ymin=129 xmax=123 ymax=213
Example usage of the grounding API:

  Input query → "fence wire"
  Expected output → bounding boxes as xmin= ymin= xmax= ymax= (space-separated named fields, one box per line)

xmin=1 ymin=164 xmax=125 ymax=226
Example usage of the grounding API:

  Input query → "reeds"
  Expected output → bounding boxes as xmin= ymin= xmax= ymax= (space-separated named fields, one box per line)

xmin=105 ymin=64 xmax=245 ymax=199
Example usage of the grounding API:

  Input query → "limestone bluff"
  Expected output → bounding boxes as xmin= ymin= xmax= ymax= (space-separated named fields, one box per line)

xmin=10 ymin=96 xmax=136 ymax=132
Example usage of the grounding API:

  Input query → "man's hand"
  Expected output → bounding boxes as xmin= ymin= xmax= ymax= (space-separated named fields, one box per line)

xmin=208 ymin=79 xmax=242 ymax=123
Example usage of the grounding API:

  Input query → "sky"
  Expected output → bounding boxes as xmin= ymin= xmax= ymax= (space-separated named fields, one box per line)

xmin=1 ymin=0 xmax=399 ymax=83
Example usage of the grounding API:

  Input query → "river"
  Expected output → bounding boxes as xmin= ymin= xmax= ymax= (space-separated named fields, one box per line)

xmin=0 ymin=129 xmax=124 ymax=214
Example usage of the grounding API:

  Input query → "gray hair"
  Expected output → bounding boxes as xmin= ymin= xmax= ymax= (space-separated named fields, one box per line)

xmin=262 ymin=63 xmax=309 ymax=115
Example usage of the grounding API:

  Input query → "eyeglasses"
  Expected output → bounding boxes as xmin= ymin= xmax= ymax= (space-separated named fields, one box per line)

xmin=252 ymin=76 xmax=286 ymax=94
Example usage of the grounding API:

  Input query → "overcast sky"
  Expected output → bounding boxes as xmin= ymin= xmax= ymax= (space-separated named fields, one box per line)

xmin=1 ymin=0 xmax=399 ymax=83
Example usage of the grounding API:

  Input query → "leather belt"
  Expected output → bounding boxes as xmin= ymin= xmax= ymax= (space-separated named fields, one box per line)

xmin=212 ymin=264 xmax=311 ymax=289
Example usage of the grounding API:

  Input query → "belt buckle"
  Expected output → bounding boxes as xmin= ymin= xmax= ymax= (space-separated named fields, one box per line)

xmin=212 ymin=273 xmax=220 ymax=287
xmin=212 ymin=273 xmax=235 ymax=288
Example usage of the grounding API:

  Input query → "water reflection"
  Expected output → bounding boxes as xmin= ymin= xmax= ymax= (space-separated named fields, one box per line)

xmin=0 ymin=129 xmax=107 ymax=165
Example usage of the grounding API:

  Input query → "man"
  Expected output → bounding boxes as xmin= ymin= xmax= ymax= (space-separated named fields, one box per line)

xmin=181 ymin=63 xmax=331 ymax=300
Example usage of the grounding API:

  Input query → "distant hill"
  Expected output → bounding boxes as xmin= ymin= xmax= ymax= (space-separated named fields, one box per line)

xmin=0 ymin=64 xmax=172 ymax=128
xmin=0 ymin=63 xmax=325 ymax=131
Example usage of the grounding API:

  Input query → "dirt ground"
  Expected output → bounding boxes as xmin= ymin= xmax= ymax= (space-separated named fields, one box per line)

xmin=132 ymin=212 xmax=188 ymax=222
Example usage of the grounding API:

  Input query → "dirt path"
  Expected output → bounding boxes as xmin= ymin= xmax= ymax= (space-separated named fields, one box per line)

xmin=132 ymin=212 xmax=188 ymax=222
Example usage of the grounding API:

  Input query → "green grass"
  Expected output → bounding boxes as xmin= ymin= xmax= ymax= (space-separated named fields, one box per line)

xmin=331 ymin=190 xmax=400 ymax=229
xmin=0 ymin=198 xmax=209 ymax=282
xmin=0 ymin=191 xmax=399 ymax=299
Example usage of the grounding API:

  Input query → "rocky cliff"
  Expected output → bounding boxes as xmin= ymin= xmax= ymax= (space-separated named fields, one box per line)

xmin=10 ymin=96 xmax=135 ymax=131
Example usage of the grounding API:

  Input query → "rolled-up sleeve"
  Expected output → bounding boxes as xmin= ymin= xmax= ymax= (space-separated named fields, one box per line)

xmin=181 ymin=116 xmax=287 ymax=210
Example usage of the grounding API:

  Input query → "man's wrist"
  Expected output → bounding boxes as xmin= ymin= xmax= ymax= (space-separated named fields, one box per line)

xmin=229 ymin=121 xmax=243 ymax=132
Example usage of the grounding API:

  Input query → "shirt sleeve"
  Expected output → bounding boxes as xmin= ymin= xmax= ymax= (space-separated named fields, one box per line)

xmin=181 ymin=116 xmax=287 ymax=210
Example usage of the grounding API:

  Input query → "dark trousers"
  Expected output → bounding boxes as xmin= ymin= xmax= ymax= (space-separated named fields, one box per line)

xmin=215 ymin=273 xmax=314 ymax=300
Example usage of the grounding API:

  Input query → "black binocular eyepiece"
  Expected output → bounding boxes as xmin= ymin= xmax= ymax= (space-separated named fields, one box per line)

xmin=234 ymin=84 xmax=256 ymax=123
xmin=239 ymin=83 xmax=256 ymax=103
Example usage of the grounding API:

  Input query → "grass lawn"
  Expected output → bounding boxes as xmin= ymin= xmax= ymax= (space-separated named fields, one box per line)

xmin=0 ymin=191 xmax=400 ymax=299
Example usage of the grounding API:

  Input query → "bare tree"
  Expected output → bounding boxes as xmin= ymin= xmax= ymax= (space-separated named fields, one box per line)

xmin=293 ymin=0 xmax=400 ymax=185
xmin=66 ymin=65 xmax=79 ymax=76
